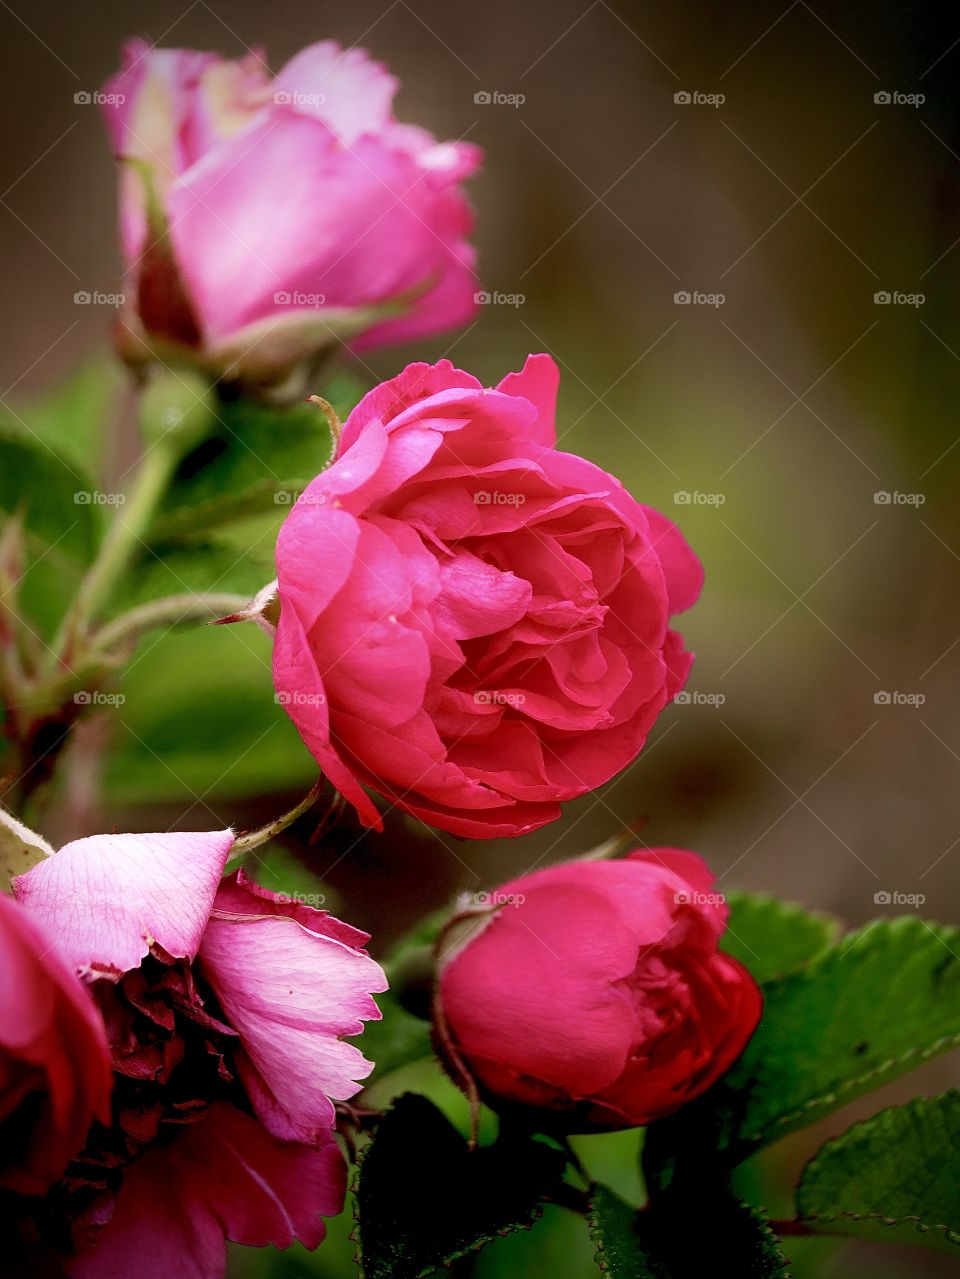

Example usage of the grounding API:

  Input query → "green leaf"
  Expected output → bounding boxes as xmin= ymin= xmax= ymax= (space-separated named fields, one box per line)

xmin=586 ymin=1183 xmax=790 ymax=1277
xmin=0 ymin=424 xmax=103 ymax=565
xmin=797 ymin=1091 xmax=960 ymax=1255
xmin=150 ymin=373 xmax=366 ymax=542
xmin=0 ymin=359 xmax=124 ymax=634
xmin=104 ymin=625 xmax=315 ymax=805
xmin=722 ymin=892 xmax=841 ymax=983
xmin=355 ymin=1093 xmax=566 ymax=1279
xmin=645 ymin=917 xmax=960 ymax=1186
xmin=153 ymin=396 xmax=331 ymax=538
xmin=13 ymin=356 xmax=124 ymax=471
xmin=119 ymin=538 xmax=275 ymax=609
xmin=361 ymin=990 xmax=433 ymax=1084
xmin=362 ymin=907 xmax=451 ymax=1082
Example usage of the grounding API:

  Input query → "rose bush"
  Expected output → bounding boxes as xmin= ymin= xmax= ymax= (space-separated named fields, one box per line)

xmin=6 ymin=827 xmax=386 ymax=1277
xmin=272 ymin=355 xmax=702 ymax=837
xmin=102 ymin=39 xmax=481 ymax=379
xmin=435 ymin=849 xmax=761 ymax=1129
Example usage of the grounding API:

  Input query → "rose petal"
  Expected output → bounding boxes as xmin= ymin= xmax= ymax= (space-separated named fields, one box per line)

xmin=70 ymin=1102 xmax=345 ymax=1278
xmin=13 ymin=831 xmax=234 ymax=979
xmin=198 ymin=896 xmax=387 ymax=1141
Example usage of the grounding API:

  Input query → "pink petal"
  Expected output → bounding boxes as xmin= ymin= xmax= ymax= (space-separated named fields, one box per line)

xmin=70 ymin=1102 xmax=345 ymax=1278
xmin=198 ymin=897 xmax=387 ymax=1142
xmin=272 ymin=598 xmax=382 ymax=830
xmin=340 ymin=358 xmax=483 ymax=453
xmin=166 ymin=113 xmax=473 ymax=344
xmin=216 ymin=869 xmax=370 ymax=949
xmin=0 ymin=895 xmax=112 ymax=1194
xmin=13 ymin=831 xmax=234 ymax=979
xmin=495 ymin=353 xmax=560 ymax=447
xmin=640 ymin=505 xmax=704 ymax=614
xmin=270 ymin=40 xmax=398 ymax=144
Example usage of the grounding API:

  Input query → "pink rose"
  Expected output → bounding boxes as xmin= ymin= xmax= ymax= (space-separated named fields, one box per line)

xmin=0 ymin=892 xmax=111 ymax=1196
xmin=436 ymin=850 xmax=762 ymax=1129
xmin=272 ymin=356 xmax=702 ymax=837
xmin=102 ymin=40 xmax=481 ymax=378
xmin=11 ymin=829 xmax=387 ymax=1276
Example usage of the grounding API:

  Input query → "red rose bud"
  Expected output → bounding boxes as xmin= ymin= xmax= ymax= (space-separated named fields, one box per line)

xmin=435 ymin=850 xmax=761 ymax=1130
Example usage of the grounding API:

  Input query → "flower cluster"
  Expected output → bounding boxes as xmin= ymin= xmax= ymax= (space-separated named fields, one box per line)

xmin=0 ymin=824 xmax=385 ymax=1277
xmin=0 ymin=27 xmax=769 ymax=1279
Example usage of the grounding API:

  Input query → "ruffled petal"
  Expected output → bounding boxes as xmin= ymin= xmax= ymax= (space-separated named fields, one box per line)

xmin=198 ymin=880 xmax=387 ymax=1142
xmin=13 ymin=831 xmax=234 ymax=979
xmin=69 ymin=1102 xmax=345 ymax=1278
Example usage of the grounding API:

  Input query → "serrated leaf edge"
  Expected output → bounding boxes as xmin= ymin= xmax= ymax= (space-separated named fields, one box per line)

xmin=743 ymin=1031 xmax=960 ymax=1144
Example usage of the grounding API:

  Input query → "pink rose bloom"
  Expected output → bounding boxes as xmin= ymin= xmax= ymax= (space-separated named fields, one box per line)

xmin=101 ymin=39 xmax=481 ymax=375
xmin=272 ymin=355 xmax=702 ymax=838
xmin=10 ymin=829 xmax=386 ymax=1277
xmin=0 ymin=893 xmax=111 ymax=1196
xmin=436 ymin=850 xmax=762 ymax=1129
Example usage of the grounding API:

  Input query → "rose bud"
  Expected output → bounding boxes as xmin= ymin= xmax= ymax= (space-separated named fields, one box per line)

xmin=271 ymin=355 xmax=702 ymax=838
xmin=0 ymin=892 xmax=112 ymax=1196
xmin=10 ymin=826 xmax=386 ymax=1275
xmin=102 ymin=40 xmax=481 ymax=391
xmin=434 ymin=850 xmax=761 ymax=1129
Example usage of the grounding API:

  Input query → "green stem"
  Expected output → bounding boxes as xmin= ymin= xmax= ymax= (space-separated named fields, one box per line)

xmin=90 ymin=592 xmax=251 ymax=654
xmin=50 ymin=441 xmax=180 ymax=665
xmin=50 ymin=368 xmax=217 ymax=666
xmin=229 ymin=776 xmax=327 ymax=858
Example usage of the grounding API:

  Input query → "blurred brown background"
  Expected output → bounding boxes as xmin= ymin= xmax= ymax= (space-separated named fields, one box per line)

xmin=1 ymin=3 xmax=959 ymax=1275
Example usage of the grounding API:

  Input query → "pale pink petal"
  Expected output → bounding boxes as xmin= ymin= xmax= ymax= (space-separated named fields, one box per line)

xmin=13 ymin=831 xmax=234 ymax=979
xmin=198 ymin=901 xmax=387 ymax=1142
xmin=270 ymin=40 xmax=398 ymax=144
